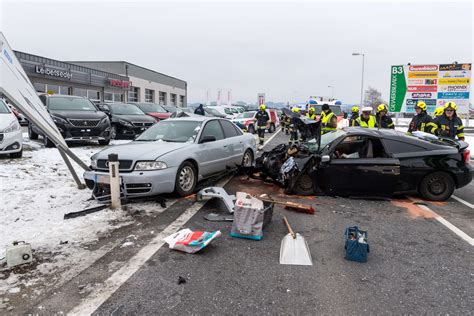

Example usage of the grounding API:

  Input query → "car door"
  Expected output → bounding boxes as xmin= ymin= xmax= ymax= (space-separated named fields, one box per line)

xmin=318 ymin=136 xmax=400 ymax=197
xmin=219 ymin=119 xmax=244 ymax=165
xmin=195 ymin=119 xmax=229 ymax=176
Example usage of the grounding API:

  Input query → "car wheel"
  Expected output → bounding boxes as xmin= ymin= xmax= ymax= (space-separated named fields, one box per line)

xmin=268 ymin=123 xmax=275 ymax=133
xmin=99 ymin=139 xmax=111 ymax=146
xmin=110 ymin=125 xmax=118 ymax=139
xmin=419 ymin=171 xmax=455 ymax=201
xmin=248 ymin=125 xmax=255 ymax=134
xmin=293 ymin=174 xmax=315 ymax=195
xmin=44 ymin=135 xmax=55 ymax=148
xmin=10 ymin=148 xmax=23 ymax=158
xmin=175 ymin=161 xmax=197 ymax=197
xmin=241 ymin=149 xmax=254 ymax=167
xmin=28 ymin=124 xmax=38 ymax=140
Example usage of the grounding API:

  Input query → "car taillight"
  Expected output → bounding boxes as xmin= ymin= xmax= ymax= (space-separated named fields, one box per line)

xmin=462 ymin=150 xmax=470 ymax=164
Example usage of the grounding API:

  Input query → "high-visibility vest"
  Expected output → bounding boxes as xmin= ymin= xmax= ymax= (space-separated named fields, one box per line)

xmin=306 ymin=113 xmax=316 ymax=120
xmin=321 ymin=112 xmax=336 ymax=134
xmin=356 ymin=115 xmax=376 ymax=128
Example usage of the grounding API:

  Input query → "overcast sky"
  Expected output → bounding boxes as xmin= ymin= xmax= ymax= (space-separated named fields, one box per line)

xmin=1 ymin=0 xmax=472 ymax=104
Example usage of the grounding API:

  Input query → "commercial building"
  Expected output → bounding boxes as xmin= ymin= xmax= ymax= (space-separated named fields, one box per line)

xmin=69 ymin=61 xmax=187 ymax=107
xmin=14 ymin=51 xmax=130 ymax=103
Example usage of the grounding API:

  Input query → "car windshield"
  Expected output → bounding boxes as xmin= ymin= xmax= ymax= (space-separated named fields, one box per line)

xmin=48 ymin=97 xmax=97 ymax=111
xmin=0 ymin=100 xmax=11 ymax=113
xmin=110 ymin=103 xmax=145 ymax=115
xmin=137 ymin=103 xmax=167 ymax=113
xmin=306 ymin=129 xmax=347 ymax=152
xmin=237 ymin=111 xmax=255 ymax=119
xmin=312 ymin=105 xmax=342 ymax=115
xmin=224 ymin=108 xmax=233 ymax=115
xmin=135 ymin=120 xmax=202 ymax=143
xmin=229 ymin=108 xmax=239 ymax=114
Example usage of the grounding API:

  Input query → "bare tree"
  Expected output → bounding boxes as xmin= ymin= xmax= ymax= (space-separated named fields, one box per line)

xmin=363 ymin=86 xmax=386 ymax=109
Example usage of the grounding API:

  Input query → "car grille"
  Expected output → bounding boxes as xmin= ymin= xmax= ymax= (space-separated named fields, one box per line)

xmin=132 ymin=122 xmax=154 ymax=127
xmin=97 ymin=159 xmax=133 ymax=171
xmin=126 ymin=183 xmax=153 ymax=194
xmin=69 ymin=119 xmax=100 ymax=127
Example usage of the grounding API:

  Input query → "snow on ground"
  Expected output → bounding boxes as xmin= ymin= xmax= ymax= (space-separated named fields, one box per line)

xmin=0 ymin=134 xmax=171 ymax=298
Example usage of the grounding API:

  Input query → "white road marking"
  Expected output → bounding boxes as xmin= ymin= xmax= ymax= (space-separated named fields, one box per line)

xmin=263 ymin=128 xmax=281 ymax=148
xmin=68 ymin=176 xmax=233 ymax=316
xmin=451 ymin=195 xmax=474 ymax=209
xmin=408 ymin=197 xmax=474 ymax=246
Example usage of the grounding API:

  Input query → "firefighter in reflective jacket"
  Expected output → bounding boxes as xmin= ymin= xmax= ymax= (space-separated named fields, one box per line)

xmin=349 ymin=106 xmax=359 ymax=127
xmin=432 ymin=106 xmax=444 ymax=126
xmin=435 ymin=102 xmax=465 ymax=141
xmin=255 ymin=104 xmax=270 ymax=146
xmin=280 ymin=111 xmax=287 ymax=134
xmin=408 ymin=101 xmax=437 ymax=134
xmin=375 ymin=104 xmax=394 ymax=129
xmin=289 ymin=107 xmax=300 ymax=144
xmin=320 ymin=104 xmax=337 ymax=134
xmin=306 ymin=107 xmax=316 ymax=120
xmin=355 ymin=107 xmax=377 ymax=128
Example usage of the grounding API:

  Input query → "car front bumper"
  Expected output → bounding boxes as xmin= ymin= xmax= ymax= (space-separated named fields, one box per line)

xmin=83 ymin=167 xmax=178 ymax=201
xmin=54 ymin=121 xmax=111 ymax=142
xmin=0 ymin=130 xmax=23 ymax=154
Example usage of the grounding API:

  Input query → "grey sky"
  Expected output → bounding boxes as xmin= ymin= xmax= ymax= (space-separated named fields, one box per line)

xmin=1 ymin=0 xmax=472 ymax=104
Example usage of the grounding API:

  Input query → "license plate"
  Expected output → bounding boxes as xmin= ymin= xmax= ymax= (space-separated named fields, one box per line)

xmin=95 ymin=174 xmax=122 ymax=185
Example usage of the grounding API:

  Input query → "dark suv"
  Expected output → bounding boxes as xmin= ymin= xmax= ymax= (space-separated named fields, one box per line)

xmin=28 ymin=95 xmax=111 ymax=147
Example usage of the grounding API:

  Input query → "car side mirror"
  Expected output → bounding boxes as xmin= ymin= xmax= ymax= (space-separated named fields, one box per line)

xmin=200 ymin=135 xmax=216 ymax=143
xmin=321 ymin=155 xmax=331 ymax=163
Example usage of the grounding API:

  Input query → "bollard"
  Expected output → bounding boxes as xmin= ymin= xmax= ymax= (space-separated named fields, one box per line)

xmin=108 ymin=153 xmax=121 ymax=209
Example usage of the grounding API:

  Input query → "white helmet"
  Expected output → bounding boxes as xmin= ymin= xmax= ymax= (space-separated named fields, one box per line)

xmin=361 ymin=106 xmax=373 ymax=113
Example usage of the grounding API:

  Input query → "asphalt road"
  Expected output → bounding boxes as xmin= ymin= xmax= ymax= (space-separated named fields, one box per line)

xmin=19 ymin=129 xmax=474 ymax=315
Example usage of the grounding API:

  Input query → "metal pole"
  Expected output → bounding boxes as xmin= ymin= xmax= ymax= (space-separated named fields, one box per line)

xmin=57 ymin=147 xmax=86 ymax=189
xmin=108 ymin=153 xmax=121 ymax=210
xmin=360 ymin=54 xmax=365 ymax=106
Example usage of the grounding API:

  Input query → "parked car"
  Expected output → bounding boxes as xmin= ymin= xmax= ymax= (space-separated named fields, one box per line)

xmin=232 ymin=109 xmax=279 ymax=133
xmin=98 ymin=103 xmax=156 ymax=139
xmin=0 ymin=99 xmax=23 ymax=158
xmin=162 ymin=105 xmax=180 ymax=113
xmin=254 ymin=127 xmax=472 ymax=201
xmin=128 ymin=102 xmax=172 ymax=122
xmin=84 ymin=117 xmax=256 ymax=198
xmin=203 ymin=106 xmax=228 ymax=118
xmin=206 ymin=106 xmax=236 ymax=119
xmin=29 ymin=95 xmax=111 ymax=147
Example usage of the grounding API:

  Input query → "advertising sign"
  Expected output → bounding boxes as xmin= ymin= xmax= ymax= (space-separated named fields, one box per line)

xmin=258 ymin=93 xmax=265 ymax=106
xmin=389 ymin=63 xmax=471 ymax=114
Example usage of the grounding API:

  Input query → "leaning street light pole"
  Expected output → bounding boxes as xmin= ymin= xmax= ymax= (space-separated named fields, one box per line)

xmin=352 ymin=52 xmax=365 ymax=106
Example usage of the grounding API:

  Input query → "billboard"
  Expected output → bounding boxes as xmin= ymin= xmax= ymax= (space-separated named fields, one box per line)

xmin=389 ymin=63 xmax=471 ymax=114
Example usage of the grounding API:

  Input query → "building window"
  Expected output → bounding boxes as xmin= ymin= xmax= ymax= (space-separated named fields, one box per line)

xmin=145 ymin=89 xmax=154 ymax=103
xmin=159 ymin=91 xmax=167 ymax=105
xmin=59 ymin=86 xmax=70 ymax=95
xmin=179 ymin=95 xmax=185 ymax=107
xmin=104 ymin=92 xmax=124 ymax=102
xmin=114 ymin=93 xmax=123 ymax=102
xmin=88 ymin=90 xmax=101 ymax=101
xmin=170 ymin=93 xmax=177 ymax=106
xmin=74 ymin=88 xmax=87 ymax=97
xmin=46 ymin=85 xmax=59 ymax=95
xmin=34 ymin=82 xmax=46 ymax=93
xmin=128 ymin=87 xmax=140 ymax=102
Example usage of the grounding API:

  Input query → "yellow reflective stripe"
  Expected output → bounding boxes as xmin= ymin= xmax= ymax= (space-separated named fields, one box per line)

xmin=458 ymin=125 xmax=464 ymax=129
xmin=458 ymin=133 xmax=465 ymax=137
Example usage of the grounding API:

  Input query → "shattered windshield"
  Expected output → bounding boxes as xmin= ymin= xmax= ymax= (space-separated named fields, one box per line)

xmin=135 ymin=120 xmax=202 ymax=143
xmin=306 ymin=129 xmax=347 ymax=152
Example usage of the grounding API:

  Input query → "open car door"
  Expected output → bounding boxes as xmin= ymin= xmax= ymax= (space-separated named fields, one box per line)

xmin=316 ymin=135 xmax=400 ymax=197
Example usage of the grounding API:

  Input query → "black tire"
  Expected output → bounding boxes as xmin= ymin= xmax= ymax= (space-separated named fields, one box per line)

xmin=419 ymin=171 xmax=455 ymax=201
xmin=175 ymin=161 xmax=197 ymax=197
xmin=44 ymin=135 xmax=55 ymax=148
xmin=28 ymin=124 xmax=38 ymax=140
xmin=293 ymin=174 xmax=315 ymax=195
xmin=247 ymin=125 xmax=255 ymax=134
xmin=110 ymin=125 xmax=118 ymax=140
xmin=241 ymin=149 xmax=254 ymax=167
xmin=268 ymin=123 xmax=276 ymax=133
xmin=10 ymin=148 xmax=23 ymax=158
xmin=99 ymin=139 xmax=111 ymax=146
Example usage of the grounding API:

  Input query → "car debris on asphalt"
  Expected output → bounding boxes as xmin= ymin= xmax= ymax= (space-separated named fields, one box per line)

xmin=164 ymin=228 xmax=221 ymax=254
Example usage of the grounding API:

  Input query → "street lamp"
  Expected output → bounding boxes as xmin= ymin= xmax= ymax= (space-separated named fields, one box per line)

xmin=328 ymin=85 xmax=335 ymax=99
xmin=352 ymin=52 xmax=365 ymax=106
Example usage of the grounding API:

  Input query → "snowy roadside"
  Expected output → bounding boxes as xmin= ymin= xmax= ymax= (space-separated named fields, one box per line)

xmin=0 ymin=135 xmax=172 ymax=300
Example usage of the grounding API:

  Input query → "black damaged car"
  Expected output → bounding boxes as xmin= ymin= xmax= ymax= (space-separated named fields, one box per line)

xmin=97 ymin=103 xmax=156 ymax=139
xmin=29 ymin=95 xmax=111 ymax=147
xmin=252 ymin=127 xmax=472 ymax=201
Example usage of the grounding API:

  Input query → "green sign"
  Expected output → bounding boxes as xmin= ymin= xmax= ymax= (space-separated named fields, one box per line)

xmin=389 ymin=65 xmax=407 ymax=112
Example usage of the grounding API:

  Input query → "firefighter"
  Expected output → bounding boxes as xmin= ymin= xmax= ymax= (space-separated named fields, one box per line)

xmin=349 ymin=106 xmax=359 ymax=127
xmin=432 ymin=106 xmax=445 ymax=126
xmin=355 ymin=107 xmax=378 ymax=128
xmin=289 ymin=107 xmax=300 ymax=145
xmin=320 ymin=104 xmax=337 ymax=134
xmin=280 ymin=111 xmax=287 ymax=133
xmin=435 ymin=102 xmax=465 ymax=141
xmin=306 ymin=107 xmax=316 ymax=120
xmin=285 ymin=111 xmax=292 ymax=135
xmin=407 ymin=101 xmax=437 ymax=134
xmin=255 ymin=104 xmax=270 ymax=147
xmin=375 ymin=104 xmax=394 ymax=129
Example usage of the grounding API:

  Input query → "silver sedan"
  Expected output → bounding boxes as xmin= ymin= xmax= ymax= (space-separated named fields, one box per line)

xmin=84 ymin=116 xmax=256 ymax=198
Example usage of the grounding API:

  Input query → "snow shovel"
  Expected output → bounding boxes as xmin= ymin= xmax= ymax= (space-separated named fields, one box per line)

xmin=279 ymin=216 xmax=313 ymax=266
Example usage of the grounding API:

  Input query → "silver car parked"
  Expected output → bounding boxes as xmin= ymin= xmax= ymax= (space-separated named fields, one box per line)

xmin=84 ymin=116 xmax=256 ymax=198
